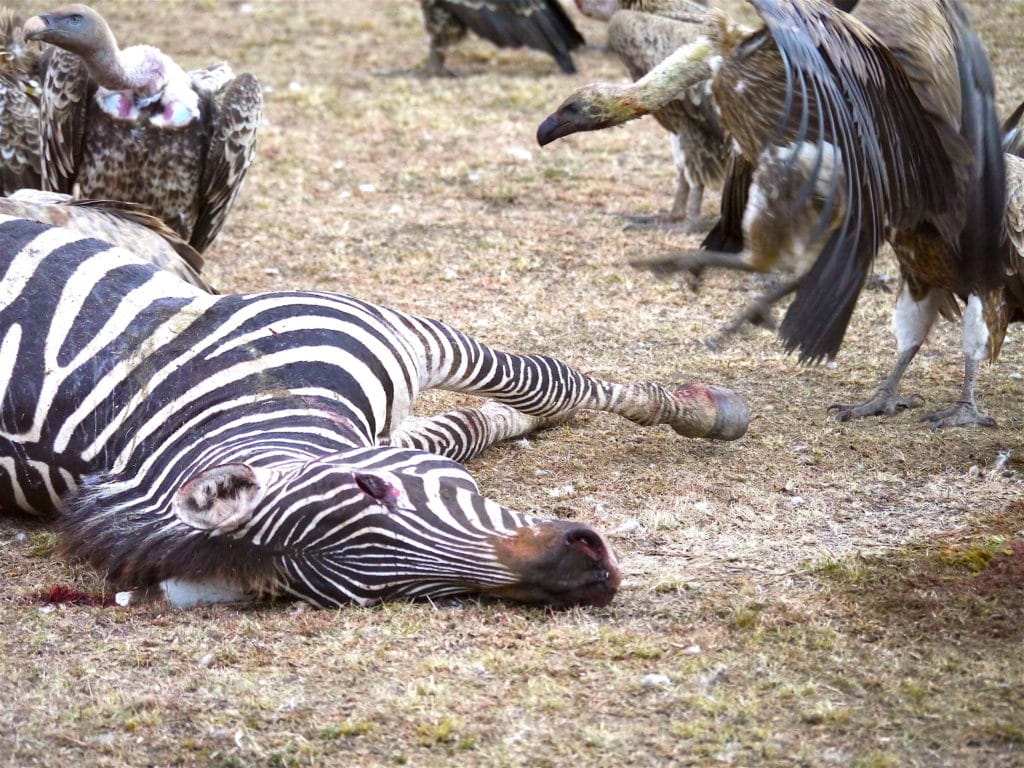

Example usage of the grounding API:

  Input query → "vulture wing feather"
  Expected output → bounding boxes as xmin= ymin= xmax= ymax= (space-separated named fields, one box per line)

xmin=39 ymin=49 xmax=89 ymax=194
xmin=745 ymin=0 xmax=962 ymax=361
xmin=701 ymin=154 xmax=752 ymax=253
xmin=189 ymin=73 xmax=262 ymax=254
xmin=0 ymin=77 xmax=42 ymax=194
xmin=942 ymin=0 xmax=1006 ymax=294
xmin=436 ymin=0 xmax=584 ymax=73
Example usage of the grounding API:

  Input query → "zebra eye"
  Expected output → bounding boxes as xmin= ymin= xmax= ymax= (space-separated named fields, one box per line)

xmin=354 ymin=473 xmax=396 ymax=505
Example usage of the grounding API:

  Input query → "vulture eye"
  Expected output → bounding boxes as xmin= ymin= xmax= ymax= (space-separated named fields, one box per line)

xmin=68 ymin=14 xmax=83 ymax=25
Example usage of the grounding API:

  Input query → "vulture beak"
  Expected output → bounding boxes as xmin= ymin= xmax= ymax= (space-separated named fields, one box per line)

xmin=22 ymin=15 xmax=53 ymax=41
xmin=537 ymin=112 xmax=576 ymax=146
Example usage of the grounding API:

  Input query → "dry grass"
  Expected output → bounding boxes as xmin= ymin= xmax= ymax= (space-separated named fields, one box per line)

xmin=2 ymin=1 xmax=1024 ymax=766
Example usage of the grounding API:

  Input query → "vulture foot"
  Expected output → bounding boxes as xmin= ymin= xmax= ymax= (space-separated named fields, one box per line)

xmin=828 ymin=390 xmax=925 ymax=421
xmin=621 ymin=214 xmax=713 ymax=234
xmin=704 ymin=299 xmax=778 ymax=351
xmin=421 ymin=51 xmax=456 ymax=78
xmin=920 ymin=401 xmax=997 ymax=430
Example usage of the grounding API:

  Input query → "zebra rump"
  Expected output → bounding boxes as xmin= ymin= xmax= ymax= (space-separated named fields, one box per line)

xmin=0 ymin=216 xmax=748 ymax=608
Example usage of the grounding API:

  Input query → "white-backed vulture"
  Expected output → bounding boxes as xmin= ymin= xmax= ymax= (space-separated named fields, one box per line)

xmin=538 ymin=0 xmax=1009 ymax=428
xmin=0 ymin=7 xmax=46 ymax=194
xmin=575 ymin=0 xmax=727 ymax=229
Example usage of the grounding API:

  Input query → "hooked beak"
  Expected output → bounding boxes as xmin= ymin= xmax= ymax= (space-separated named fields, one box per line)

xmin=490 ymin=520 xmax=622 ymax=608
xmin=537 ymin=112 xmax=579 ymax=147
xmin=22 ymin=15 xmax=52 ymax=42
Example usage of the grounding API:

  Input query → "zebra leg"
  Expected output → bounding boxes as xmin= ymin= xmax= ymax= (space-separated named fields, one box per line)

xmin=387 ymin=401 xmax=571 ymax=464
xmin=411 ymin=323 xmax=750 ymax=441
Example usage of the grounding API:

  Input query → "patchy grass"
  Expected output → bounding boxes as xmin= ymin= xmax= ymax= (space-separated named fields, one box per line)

xmin=2 ymin=1 xmax=1024 ymax=766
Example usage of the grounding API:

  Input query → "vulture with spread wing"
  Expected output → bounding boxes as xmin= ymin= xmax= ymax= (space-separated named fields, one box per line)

xmin=22 ymin=4 xmax=262 ymax=254
xmin=539 ymin=0 xmax=1009 ymax=427
xmin=574 ymin=0 xmax=728 ymax=230
xmin=420 ymin=0 xmax=584 ymax=75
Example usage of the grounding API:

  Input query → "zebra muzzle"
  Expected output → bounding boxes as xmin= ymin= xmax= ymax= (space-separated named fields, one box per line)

xmin=489 ymin=521 xmax=621 ymax=608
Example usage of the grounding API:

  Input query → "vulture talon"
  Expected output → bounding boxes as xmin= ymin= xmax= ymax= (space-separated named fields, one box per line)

xmin=828 ymin=391 xmax=925 ymax=422
xmin=621 ymin=214 xmax=695 ymax=233
xmin=920 ymin=402 xmax=998 ymax=430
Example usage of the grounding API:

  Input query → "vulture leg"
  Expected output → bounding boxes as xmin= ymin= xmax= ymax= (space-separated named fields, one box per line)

xmin=425 ymin=45 xmax=455 ymax=77
xmin=624 ymin=135 xmax=707 ymax=232
xmin=920 ymin=295 xmax=997 ymax=429
xmin=704 ymin=276 xmax=802 ymax=350
xmin=632 ymin=249 xmax=764 ymax=285
xmin=829 ymin=282 xmax=935 ymax=421
xmin=674 ymin=134 xmax=711 ymax=232
xmin=669 ymin=144 xmax=692 ymax=224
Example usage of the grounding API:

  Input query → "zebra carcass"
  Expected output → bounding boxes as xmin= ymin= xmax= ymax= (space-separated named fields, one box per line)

xmin=0 ymin=217 xmax=749 ymax=609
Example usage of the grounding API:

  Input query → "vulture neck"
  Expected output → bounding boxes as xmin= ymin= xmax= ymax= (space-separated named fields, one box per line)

xmin=629 ymin=37 xmax=713 ymax=114
xmin=80 ymin=24 xmax=139 ymax=92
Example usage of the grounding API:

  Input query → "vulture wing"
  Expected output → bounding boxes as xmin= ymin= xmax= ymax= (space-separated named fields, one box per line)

xmin=941 ymin=0 xmax=1006 ymax=293
xmin=1003 ymin=100 xmax=1024 ymax=157
xmin=436 ymin=0 xmax=584 ymax=73
xmin=701 ymin=153 xmax=752 ymax=254
xmin=0 ymin=77 xmax=42 ymax=194
xmin=744 ymin=0 xmax=964 ymax=361
xmin=189 ymin=72 xmax=262 ymax=254
xmin=1004 ymin=155 xmax=1024 ymax=282
xmin=38 ymin=48 xmax=89 ymax=195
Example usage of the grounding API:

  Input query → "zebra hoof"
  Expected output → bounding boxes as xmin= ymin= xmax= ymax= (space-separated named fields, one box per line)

xmin=671 ymin=384 xmax=750 ymax=441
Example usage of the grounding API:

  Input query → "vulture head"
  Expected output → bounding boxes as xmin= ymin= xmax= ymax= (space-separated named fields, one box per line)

xmin=22 ymin=4 xmax=115 ymax=60
xmin=537 ymin=36 xmax=713 ymax=146
xmin=537 ymin=83 xmax=648 ymax=145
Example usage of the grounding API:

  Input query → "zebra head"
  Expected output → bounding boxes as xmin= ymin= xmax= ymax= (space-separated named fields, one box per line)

xmin=61 ymin=446 xmax=621 ymax=609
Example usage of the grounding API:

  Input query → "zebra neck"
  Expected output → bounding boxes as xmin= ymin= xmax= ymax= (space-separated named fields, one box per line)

xmin=79 ymin=400 xmax=370 ymax=514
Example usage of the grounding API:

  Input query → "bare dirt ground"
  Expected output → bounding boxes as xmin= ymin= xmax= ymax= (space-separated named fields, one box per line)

xmin=2 ymin=1 xmax=1023 ymax=766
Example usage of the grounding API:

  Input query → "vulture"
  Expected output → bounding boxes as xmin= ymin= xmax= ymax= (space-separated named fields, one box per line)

xmin=0 ymin=189 xmax=214 ymax=292
xmin=539 ymin=0 xmax=1009 ymax=428
xmin=574 ymin=0 xmax=728 ymax=230
xmin=419 ymin=0 xmax=585 ymax=75
xmin=22 ymin=4 xmax=263 ymax=253
xmin=0 ymin=7 xmax=47 ymax=194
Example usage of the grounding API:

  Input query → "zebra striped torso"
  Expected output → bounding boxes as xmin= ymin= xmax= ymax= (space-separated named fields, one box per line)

xmin=1 ymin=218 xmax=417 ymax=514
xmin=0 ymin=216 xmax=748 ymax=607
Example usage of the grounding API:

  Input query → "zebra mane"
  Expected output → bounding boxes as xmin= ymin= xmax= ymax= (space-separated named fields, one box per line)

xmin=57 ymin=473 xmax=285 ymax=597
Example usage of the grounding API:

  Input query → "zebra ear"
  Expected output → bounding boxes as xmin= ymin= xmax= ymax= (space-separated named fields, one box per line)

xmin=172 ymin=463 xmax=264 ymax=533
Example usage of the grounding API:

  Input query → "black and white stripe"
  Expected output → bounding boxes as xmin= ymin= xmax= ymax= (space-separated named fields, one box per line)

xmin=0 ymin=216 xmax=748 ymax=607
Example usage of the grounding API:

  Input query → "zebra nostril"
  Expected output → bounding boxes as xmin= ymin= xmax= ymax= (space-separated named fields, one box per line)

xmin=564 ymin=526 xmax=606 ymax=563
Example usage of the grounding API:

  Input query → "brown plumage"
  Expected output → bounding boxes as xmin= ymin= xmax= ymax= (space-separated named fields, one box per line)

xmin=23 ymin=5 xmax=262 ymax=253
xmin=0 ymin=189 xmax=214 ymax=292
xmin=0 ymin=7 xmax=47 ymax=194
xmin=539 ymin=0 xmax=1007 ymax=427
xmin=420 ymin=0 xmax=584 ymax=75
xmin=576 ymin=0 xmax=728 ymax=229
